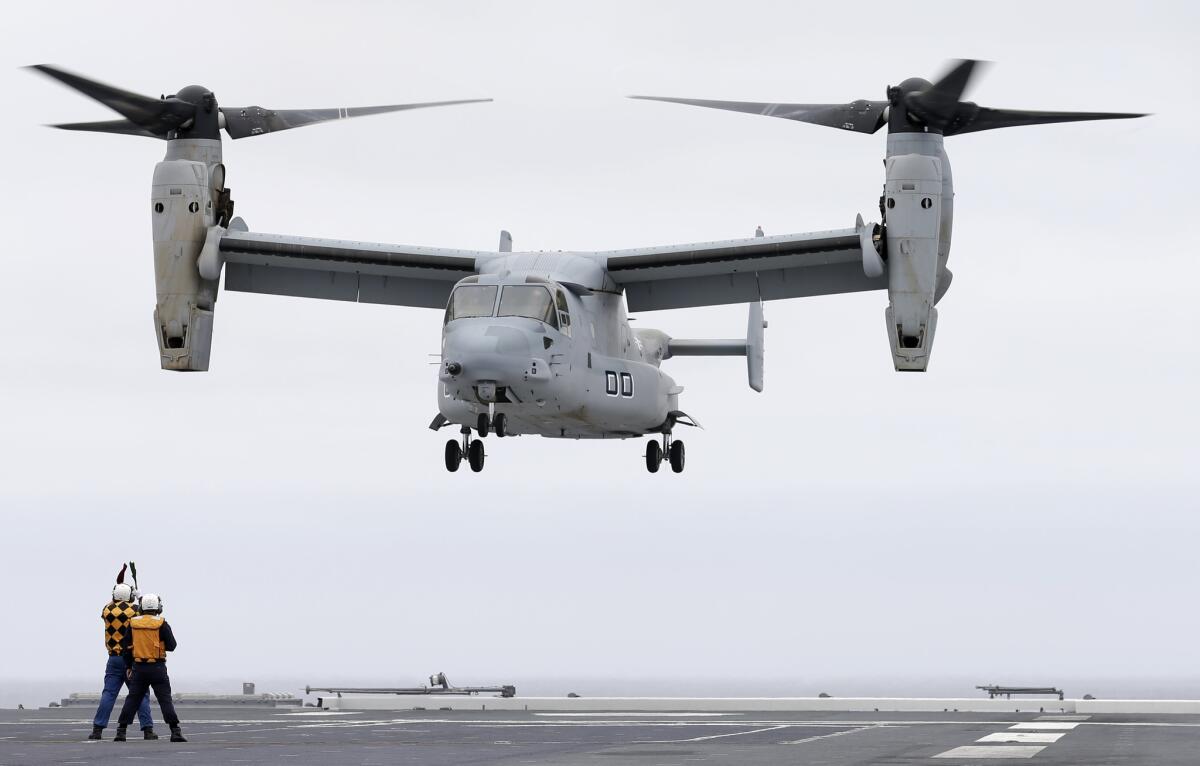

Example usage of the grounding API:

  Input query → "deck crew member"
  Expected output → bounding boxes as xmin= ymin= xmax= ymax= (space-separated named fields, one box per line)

xmin=89 ymin=575 xmax=154 ymax=740
xmin=113 ymin=594 xmax=186 ymax=743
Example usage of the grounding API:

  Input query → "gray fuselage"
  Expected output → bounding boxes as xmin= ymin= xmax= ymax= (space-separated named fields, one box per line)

xmin=437 ymin=253 xmax=678 ymax=439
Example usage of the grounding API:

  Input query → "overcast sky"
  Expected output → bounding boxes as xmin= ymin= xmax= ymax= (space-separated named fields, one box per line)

xmin=1 ymin=1 xmax=1197 ymax=707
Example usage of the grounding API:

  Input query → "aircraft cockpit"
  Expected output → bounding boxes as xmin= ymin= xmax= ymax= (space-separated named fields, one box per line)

xmin=444 ymin=277 xmax=572 ymax=336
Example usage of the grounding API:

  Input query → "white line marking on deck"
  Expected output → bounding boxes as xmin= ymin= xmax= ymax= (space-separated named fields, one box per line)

xmin=1010 ymin=721 xmax=1079 ymax=730
xmin=934 ymin=745 xmax=1046 ymax=759
xmin=781 ymin=724 xmax=886 ymax=745
xmin=648 ymin=724 xmax=792 ymax=743
xmin=536 ymin=712 xmax=735 ymax=717
xmin=977 ymin=731 xmax=1065 ymax=743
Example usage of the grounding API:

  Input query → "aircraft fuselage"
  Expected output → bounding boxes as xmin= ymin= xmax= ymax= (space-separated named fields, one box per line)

xmin=437 ymin=253 xmax=680 ymax=439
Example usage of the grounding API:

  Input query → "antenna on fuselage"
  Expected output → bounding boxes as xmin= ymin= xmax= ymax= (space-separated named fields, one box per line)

xmin=498 ymin=230 xmax=513 ymax=252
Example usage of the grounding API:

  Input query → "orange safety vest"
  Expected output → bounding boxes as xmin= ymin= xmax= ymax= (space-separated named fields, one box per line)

xmin=129 ymin=615 xmax=166 ymax=662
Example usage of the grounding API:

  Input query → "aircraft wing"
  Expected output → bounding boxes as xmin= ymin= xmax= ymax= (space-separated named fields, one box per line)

xmin=219 ymin=230 xmax=491 ymax=309
xmin=601 ymin=227 xmax=883 ymax=311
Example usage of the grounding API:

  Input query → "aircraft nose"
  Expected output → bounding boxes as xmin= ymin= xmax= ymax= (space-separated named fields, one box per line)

xmin=441 ymin=320 xmax=539 ymax=383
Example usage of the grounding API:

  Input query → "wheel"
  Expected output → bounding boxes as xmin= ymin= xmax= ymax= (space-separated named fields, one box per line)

xmin=494 ymin=412 xmax=507 ymax=438
xmin=645 ymin=440 xmax=662 ymax=473
xmin=669 ymin=440 xmax=685 ymax=473
xmin=468 ymin=440 xmax=486 ymax=472
xmin=444 ymin=440 xmax=462 ymax=472
xmin=476 ymin=413 xmax=490 ymax=437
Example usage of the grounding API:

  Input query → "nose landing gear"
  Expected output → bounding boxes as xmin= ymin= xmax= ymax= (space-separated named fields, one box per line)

xmin=645 ymin=433 xmax=685 ymax=474
xmin=446 ymin=426 xmax=486 ymax=473
xmin=476 ymin=407 xmax=508 ymax=438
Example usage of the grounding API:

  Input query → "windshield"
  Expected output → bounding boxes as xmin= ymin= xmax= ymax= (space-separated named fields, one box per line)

xmin=498 ymin=285 xmax=558 ymax=328
xmin=445 ymin=285 xmax=498 ymax=323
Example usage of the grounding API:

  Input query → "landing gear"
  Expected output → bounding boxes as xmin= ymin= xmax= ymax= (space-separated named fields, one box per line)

xmin=669 ymin=439 xmax=685 ymax=473
xmin=445 ymin=439 xmax=463 ymax=472
xmin=447 ymin=427 xmax=486 ymax=472
xmin=645 ymin=433 xmax=685 ymax=474
xmin=646 ymin=440 xmax=662 ymax=473
xmin=478 ymin=408 xmax=510 ymax=437
xmin=468 ymin=440 xmax=486 ymax=472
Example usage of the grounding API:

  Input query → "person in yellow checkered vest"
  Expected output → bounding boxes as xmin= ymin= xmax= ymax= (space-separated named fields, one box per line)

xmin=88 ymin=567 xmax=154 ymax=740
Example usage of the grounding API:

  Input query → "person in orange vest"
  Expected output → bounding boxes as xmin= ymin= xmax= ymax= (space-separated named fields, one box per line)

xmin=113 ymin=594 xmax=186 ymax=743
xmin=89 ymin=578 xmax=155 ymax=740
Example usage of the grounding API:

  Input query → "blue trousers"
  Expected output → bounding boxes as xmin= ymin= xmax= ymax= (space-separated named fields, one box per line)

xmin=93 ymin=655 xmax=153 ymax=729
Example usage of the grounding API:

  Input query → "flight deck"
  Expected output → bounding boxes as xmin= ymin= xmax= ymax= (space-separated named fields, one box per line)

xmin=2 ymin=705 xmax=1197 ymax=765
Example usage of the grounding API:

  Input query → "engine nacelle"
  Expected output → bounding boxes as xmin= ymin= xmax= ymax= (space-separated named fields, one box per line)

xmin=150 ymin=148 xmax=222 ymax=371
xmin=883 ymin=153 xmax=942 ymax=371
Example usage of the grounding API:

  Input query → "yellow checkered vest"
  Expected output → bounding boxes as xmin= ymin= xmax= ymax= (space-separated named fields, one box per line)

xmin=101 ymin=601 xmax=138 ymax=656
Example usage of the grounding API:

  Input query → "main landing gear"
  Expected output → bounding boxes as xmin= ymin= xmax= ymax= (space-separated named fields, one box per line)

xmin=645 ymin=433 xmax=685 ymax=474
xmin=445 ymin=427 xmax=486 ymax=473
xmin=446 ymin=410 xmax=510 ymax=473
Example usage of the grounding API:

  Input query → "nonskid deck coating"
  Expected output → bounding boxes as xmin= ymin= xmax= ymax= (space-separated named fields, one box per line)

xmin=1 ymin=707 xmax=1198 ymax=765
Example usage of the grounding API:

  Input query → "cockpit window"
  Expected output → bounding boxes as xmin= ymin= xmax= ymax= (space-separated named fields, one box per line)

xmin=555 ymin=290 xmax=572 ymax=336
xmin=498 ymin=285 xmax=558 ymax=329
xmin=445 ymin=285 xmax=498 ymax=323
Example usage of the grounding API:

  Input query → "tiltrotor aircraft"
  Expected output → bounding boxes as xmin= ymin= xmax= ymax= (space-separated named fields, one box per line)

xmin=32 ymin=61 xmax=1142 ymax=473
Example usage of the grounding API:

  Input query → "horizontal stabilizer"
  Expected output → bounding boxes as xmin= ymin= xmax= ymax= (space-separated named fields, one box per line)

xmin=664 ymin=302 xmax=765 ymax=391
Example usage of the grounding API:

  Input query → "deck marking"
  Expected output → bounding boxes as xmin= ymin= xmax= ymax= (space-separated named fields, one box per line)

xmin=1036 ymin=715 xmax=1089 ymax=721
xmin=536 ymin=712 xmax=735 ymax=717
xmin=780 ymin=724 xmax=886 ymax=745
xmin=1010 ymin=721 xmax=1079 ymax=730
xmin=647 ymin=724 xmax=792 ymax=743
xmin=935 ymin=744 xmax=1046 ymax=759
xmin=978 ymin=731 xmax=1065 ymax=743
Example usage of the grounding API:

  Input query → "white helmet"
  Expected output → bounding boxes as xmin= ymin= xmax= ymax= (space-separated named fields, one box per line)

xmin=139 ymin=593 xmax=163 ymax=614
xmin=112 ymin=583 xmax=136 ymax=602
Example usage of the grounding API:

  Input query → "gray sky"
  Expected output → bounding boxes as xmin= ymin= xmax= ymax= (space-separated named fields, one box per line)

xmin=1 ymin=1 xmax=1197 ymax=706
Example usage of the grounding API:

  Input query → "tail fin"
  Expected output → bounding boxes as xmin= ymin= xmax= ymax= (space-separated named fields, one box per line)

xmin=664 ymin=302 xmax=766 ymax=392
xmin=747 ymin=301 xmax=765 ymax=392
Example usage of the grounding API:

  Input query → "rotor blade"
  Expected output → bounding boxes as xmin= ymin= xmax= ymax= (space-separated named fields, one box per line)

xmin=945 ymin=106 xmax=1148 ymax=136
xmin=220 ymin=100 xmax=493 ymax=139
xmin=630 ymin=96 xmax=888 ymax=134
xmin=50 ymin=118 xmax=162 ymax=138
xmin=907 ymin=59 xmax=986 ymax=129
xmin=928 ymin=59 xmax=983 ymax=106
xmin=27 ymin=64 xmax=177 ymax=130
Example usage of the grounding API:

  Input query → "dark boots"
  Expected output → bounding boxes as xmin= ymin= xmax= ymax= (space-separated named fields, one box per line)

xmin=87 ymin=725 xmax=103 ymax=740
xmin=113 ymin=723 xmax=182 ymax=742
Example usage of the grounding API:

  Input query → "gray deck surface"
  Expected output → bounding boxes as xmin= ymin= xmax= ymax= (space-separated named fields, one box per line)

xmin=2 ymin=707 xmax=1197 ymax=765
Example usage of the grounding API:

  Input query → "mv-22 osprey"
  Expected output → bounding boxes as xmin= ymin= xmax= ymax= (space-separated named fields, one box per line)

xmin=32 ymin=61 xmax=1142 ymax=473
